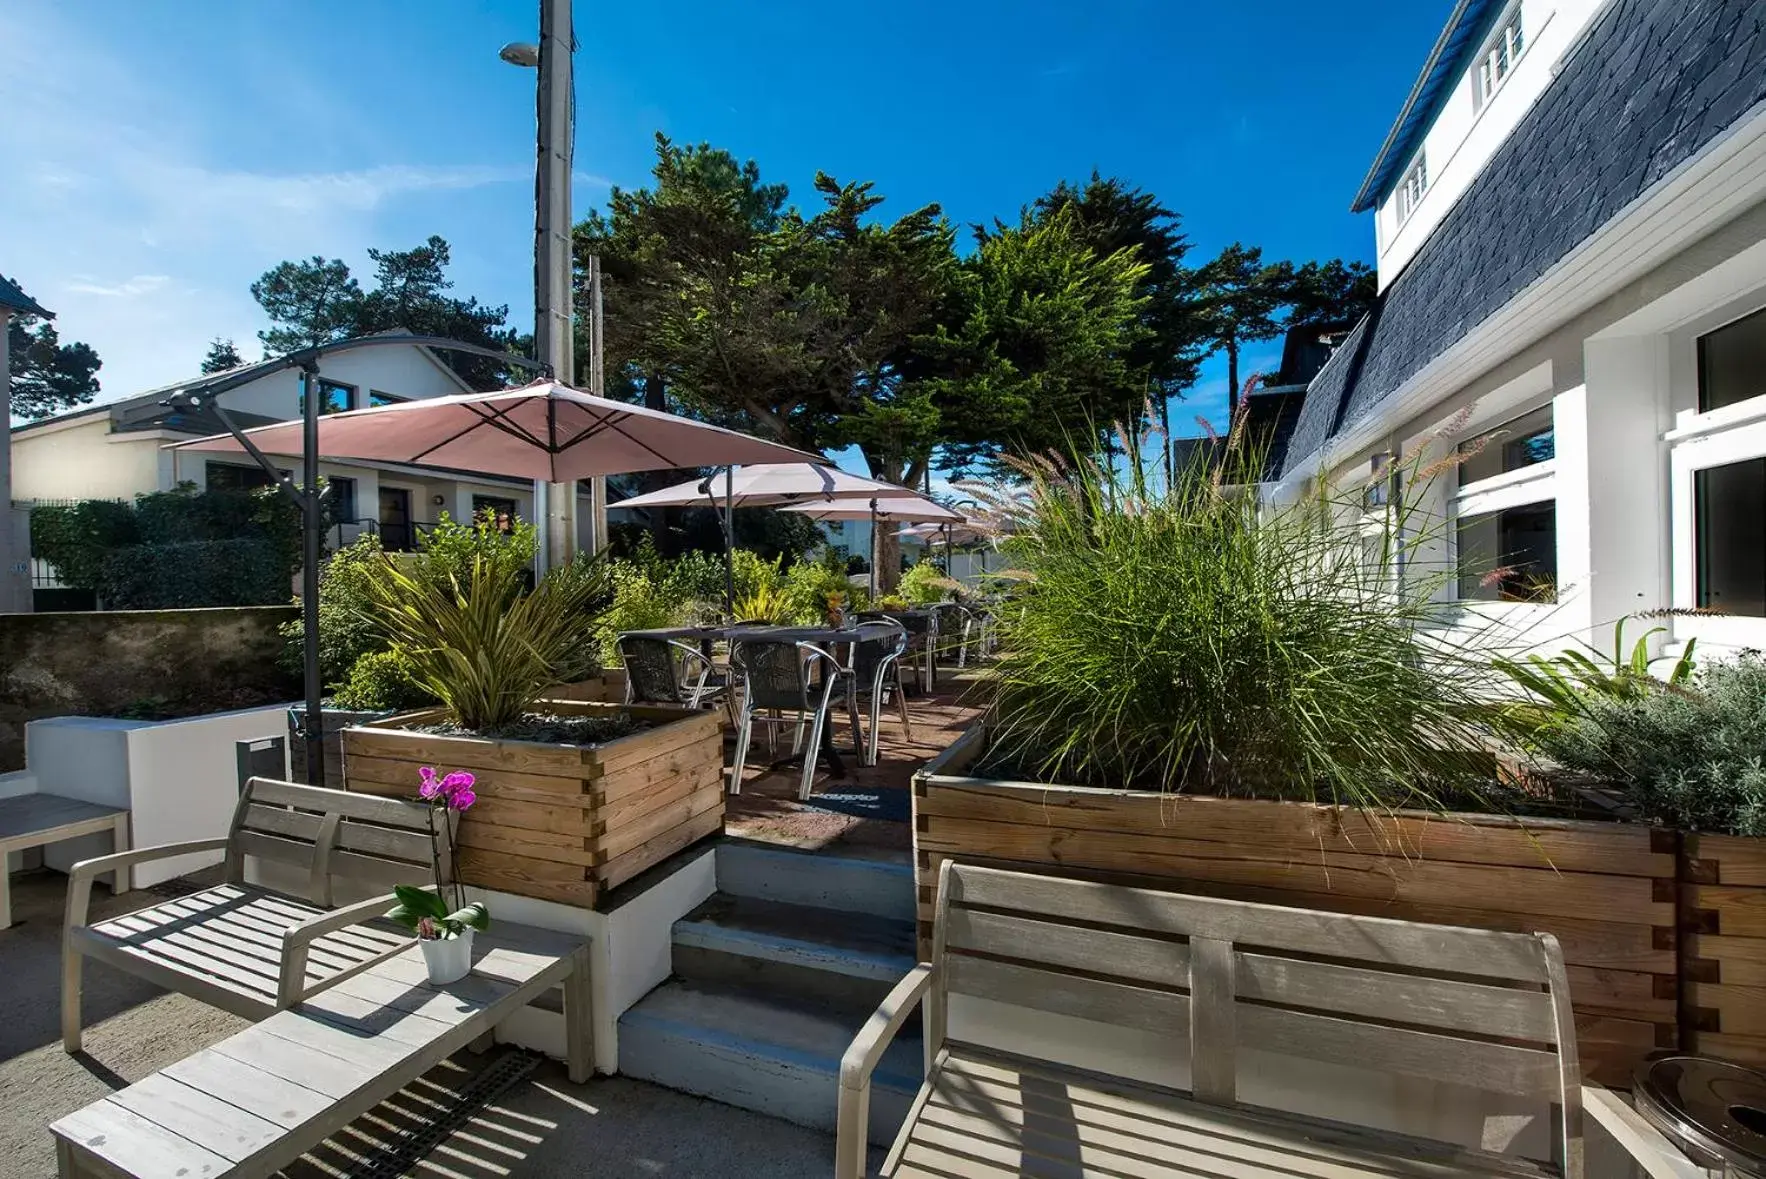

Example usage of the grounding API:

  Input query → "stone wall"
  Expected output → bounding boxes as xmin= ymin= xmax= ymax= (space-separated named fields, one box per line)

xmin=0 ymin=605 xmax=299 ymax=770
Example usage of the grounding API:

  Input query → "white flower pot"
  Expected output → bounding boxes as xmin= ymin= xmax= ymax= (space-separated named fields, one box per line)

xmin=418 ymin=929 xmax=475 ymax=985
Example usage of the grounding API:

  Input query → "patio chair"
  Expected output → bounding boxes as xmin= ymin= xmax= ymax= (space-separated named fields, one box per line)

xmin=728 ymin=637 xmax=860 ymax=799
xmin=618 ymin=633 xmax=728 ymax=711
xmin=852 ymin=614 xmax=913 ymax=764
xmin=930 ymin=602 xmax=971 ymax=670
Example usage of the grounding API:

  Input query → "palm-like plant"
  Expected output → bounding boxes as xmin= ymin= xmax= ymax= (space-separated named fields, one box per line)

xmin=364 ymin=551 xmax=614 ymax=731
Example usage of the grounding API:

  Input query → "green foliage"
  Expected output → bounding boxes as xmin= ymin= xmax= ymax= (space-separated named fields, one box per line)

xmin=5 ymin=275 xmax=101 ymax=419
xmin=410 ymin=510 xmax=538 ymax=590
xmin=364 ymin=549 xmax=615 ymax=732
xmin=251 ymin=235 xmax=525 ymax=385
xmin=386 ymin=884 xmax=490 ymax=939
xmin=897 ymin=561 xmax=956 ymax=606
xmin=980 ymin=434 xmax=1503 ymax=809
xmin=1533 ymin=654 xmax=1766 ymax=835
xmin=200 ymin=337 xmax=245 ymax=374
xmin=732 ymin=580 xmax=791 ymax=624
xmin=781 ymin=555 xmax=856 ymax=623
xmin=98 ymin=538 xmax=287 ymax=609
xmin=1495 ymin=619 xmax=1698 ymax=737
xmin=598 ymin=562 xmax=681 ymax=665
xmin=332 ymin=648 xmax=435 ymax=712
xmin=1195 ymin=242 xmax=1295 ymax=401
xmin=34 ymin=485 xmax=302 ymax=609
xmin=280 ymin=533 xmax=388 ymax=688
xmin=729 ymin=549 xmax=784 ymax=602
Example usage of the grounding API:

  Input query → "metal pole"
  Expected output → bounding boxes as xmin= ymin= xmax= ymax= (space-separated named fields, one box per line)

xmin=535 ymin=0 xmax=577 ymax=570
xmin=723 ymin=466 xmax=735 ymax=616
xmin=587 ymin=252 xmax=610 ymax=551
xmin=869 ymin=499 xmax=878 ymax=592
xmin=298 ymin=363 xmax=326 ymax=788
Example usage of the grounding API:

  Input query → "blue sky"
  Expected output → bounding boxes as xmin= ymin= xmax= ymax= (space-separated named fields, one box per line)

xmin=1 ymin=0 xmax=1449 ymax=450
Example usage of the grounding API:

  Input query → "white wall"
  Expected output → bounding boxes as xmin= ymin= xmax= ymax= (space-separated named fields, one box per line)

xmin=215 ymin=345 xmax=467 ymax=421
xmin=28 ymin=704 xmax=288 ymax=887
xmin=1377 ymin=0 xmax=1610 ymax=289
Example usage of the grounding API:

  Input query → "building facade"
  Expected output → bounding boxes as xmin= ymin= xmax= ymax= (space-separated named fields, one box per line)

xmin=11 ymin=338 xmax=600 ymax=555
xmin=1279 ymin=0 xmax=1766 ymax=659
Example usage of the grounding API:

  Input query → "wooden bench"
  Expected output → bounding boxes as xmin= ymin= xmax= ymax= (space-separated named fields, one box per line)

xmin=51 ymin=920 xmax=591 ymax=1179
xmin=62 ymin=777 xmax=447 ymax=1053
xmin=0 ymin=793 xmax=129 ymax=930
xmin=838 ymin=861 xmax=1593 ymax=1179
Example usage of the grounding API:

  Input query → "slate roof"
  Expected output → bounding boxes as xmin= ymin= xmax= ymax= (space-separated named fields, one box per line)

xmin=0 ymin=273 xmax=50 ymax=318
xmin=1284 ymin=0 xmax=1766 ymax=479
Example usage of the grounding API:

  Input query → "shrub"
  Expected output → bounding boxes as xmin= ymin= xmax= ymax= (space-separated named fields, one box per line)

xmin=597 ymin=564 xmax=678 ymax=665
xmin=410 ymin=510 xmax=537 ymax=591
xmin=332 ymin=648 xmax=435 ymax=712
xmin=899 ymin=560 xmax=957 ymax=605
xmin=782 ymin=554 xmax=856 ymax=623
xmin=279 ymin=534 xmax=390 ymax=689
xmin=1533 ymin=654 xmax=1766 ymax=835
xmin=364 ymin=550 xmax=615 ymax=731
xmin=97 ymin=538 xmax=288 ymax=608
xmin=979 ymin=436 xmax=1504 ymax=809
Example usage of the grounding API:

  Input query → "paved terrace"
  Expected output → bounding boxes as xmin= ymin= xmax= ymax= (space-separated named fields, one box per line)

xmin=0 ymin=681 xmax=984 ymax=1178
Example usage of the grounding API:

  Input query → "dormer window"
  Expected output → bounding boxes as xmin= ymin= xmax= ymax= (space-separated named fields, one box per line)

xmin=1396 ymin=152 xmax=1428 ymax=223
xmin=1476 ymin=5 xmax=1525 ymax=108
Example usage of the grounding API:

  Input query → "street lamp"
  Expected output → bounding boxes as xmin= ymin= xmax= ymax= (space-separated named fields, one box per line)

xmin=498 ymin=41 xmax=539 ymax=67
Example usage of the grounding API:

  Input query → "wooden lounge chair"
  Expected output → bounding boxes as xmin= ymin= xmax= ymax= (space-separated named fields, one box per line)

xmin=839 ymin=861 xmax=1592 ymax=1178
xmin=62 ymin=777 xmax=445 ymax=1052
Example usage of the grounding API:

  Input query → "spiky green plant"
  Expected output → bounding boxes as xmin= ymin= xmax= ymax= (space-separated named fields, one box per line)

xmin=363 ymin=551 xmax=614 ymax=731
xmin=978 ymin=430 xmax=1510 ymax=810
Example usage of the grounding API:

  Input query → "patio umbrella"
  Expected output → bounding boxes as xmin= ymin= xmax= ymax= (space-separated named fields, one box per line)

xmin=613 ymin=463 xmax=909 ymax=610
xmin=174 ymin=379 xmax=821 ymax=482
xmin=781 ymin=494 xmax=962 ymax=584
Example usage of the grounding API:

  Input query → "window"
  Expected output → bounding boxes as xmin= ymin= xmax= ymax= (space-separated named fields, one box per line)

xmin=368 ymin=389 xmax=406 ymax=408
xmin=1697 ymin=305 xmax=1766 ymax=413
xmin=299 ymin=379 xmax=356 ymax=415
xmin=206 ymin=462 xmax=284 ymax=493
xmin=1476 ymin=6 xmax=1525 ymax=107
xmin=472 ymin=495 xmax=520 ymax=534
xmin=1452 ymin=406 xmax=1558 ymax=603
xmin=323 ymin=476 xmax=358 ymax=525
xmin=1458 ymin=404 xmax=1554 ymax=484
xmin=1457 ymin=502 xmax=1557 ymax=602
xmin=1397 ymin=152 xmax=1428 ymax=222
xmin=1695 ymin=457 xmax=1766 ymax=616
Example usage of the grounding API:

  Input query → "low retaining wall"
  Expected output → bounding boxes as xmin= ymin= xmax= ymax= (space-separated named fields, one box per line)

xmin=0 ymin=605 xmax=298 ymax=771
xmin=914 ymin=724 xmax=1682 ymax=1088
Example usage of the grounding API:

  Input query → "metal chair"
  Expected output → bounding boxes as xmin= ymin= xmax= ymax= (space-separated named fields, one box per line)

xmin=618 ymin=634 xmax=726 ymax=710
xmin=728 ymin=638 xmax=860 ymax=799
xmin=930 ymin=602 xmax=971 ymax=672
xmin=851 ymin=615 xmax=912 ymax=765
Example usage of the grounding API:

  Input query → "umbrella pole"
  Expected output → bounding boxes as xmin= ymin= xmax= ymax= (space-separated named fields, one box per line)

xmin=723 ymin=465 xmax=735 ymax=617
xmin=298 ymin=362 xmax=325 ymax=789
xmin=945 ymin=524 xmax=953 ymax=580
xmin=869 ymin=498 xmax=878 ymax=599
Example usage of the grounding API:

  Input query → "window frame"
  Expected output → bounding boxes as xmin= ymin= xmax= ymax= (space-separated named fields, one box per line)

xmin=1695 ymin=303 xmax=1766 ymax=415
xmin=1396 ymin=150 xmax=1429 ymax=224
xmin=300 ymin=379 xmax=358 ymax=415
xmin=1474 ymin=3 xmax=1526 ymax=109
xmin=1448 ymin=403 xmax=1559 ymax=607
xmin=368 ymin=389 xmax=407 ymax=408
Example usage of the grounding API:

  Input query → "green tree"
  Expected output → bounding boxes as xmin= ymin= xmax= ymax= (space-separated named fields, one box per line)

xmin=1196 ymin=243 xmax=1294 ymax=406
xmin=1285 ymin=258 xmax=1376 ymax=327
xmin=250 ymin=236 xmax=523 ymax=387
xmin=1030 ymin=175 xmax=1207 ymax=446
xmin=200 ymin=337 xmax=244 ymax=374
xmin=5 ymin=278 xmax=101 ymax=420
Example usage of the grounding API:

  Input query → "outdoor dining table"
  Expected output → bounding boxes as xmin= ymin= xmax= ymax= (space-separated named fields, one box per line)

xmin=620 ymin=621 xmax=902 ymax=777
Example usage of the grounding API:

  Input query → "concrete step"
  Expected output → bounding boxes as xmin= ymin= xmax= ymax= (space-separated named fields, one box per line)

xmin=619 ymin=979 xmax=923 ymax=1145
xmin=672 ymin=893 xmax=918 ymax=1014
xmin=715 ymin=841 xmax=916 ymax=922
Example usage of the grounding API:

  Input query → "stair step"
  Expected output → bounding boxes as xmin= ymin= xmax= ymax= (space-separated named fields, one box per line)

xmin=715 ymin=842 xmax=916 ymax=922
xmin=673 ymin=894 xmax=918 ymax=1013
xmin=619 ymin=979 xmax=922 ymax=1145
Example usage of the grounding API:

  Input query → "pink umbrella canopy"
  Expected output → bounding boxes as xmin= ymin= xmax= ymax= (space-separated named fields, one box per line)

xmin=172 ymin=379 xmax=821 ymax=482
xmin=612 ymin=462 xmax=903 ymax=509
xmin=783 ymin=494 xmax=963 ymax=522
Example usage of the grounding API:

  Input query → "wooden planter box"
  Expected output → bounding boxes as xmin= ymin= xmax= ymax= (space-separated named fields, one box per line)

xmin=342 ymin=700 xmax=724 ymax=909
xmin=1683 ymin=832 xmax=1766 ymax=1067
xmin=913 ymin=723 xmax=1681 ymax=1087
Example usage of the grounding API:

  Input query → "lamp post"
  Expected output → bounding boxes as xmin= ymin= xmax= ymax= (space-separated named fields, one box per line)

xmin=502 ymin=0 xmax=607 ymax=567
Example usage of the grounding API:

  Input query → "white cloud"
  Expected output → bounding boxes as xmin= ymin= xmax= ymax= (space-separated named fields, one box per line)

xmin=0 ymin=4 xmax=525 ymax=400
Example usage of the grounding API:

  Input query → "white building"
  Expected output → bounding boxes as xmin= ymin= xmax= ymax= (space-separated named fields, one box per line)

xmin=1276 ymin=0 xmax=1766 ymax=659
xmin=11 ymin=335 xmax=598 ymax=554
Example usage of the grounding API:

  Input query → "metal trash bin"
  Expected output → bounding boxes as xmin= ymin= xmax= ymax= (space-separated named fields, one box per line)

xmin=1634 ymin=1056 xmax=1766 ymax=1176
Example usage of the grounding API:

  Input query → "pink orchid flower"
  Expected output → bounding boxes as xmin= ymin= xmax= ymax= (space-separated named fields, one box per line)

xmin=418 ymin=766 xmax=443 ymax=801
xmin=440 ymin=770 xmax=477 ymax=811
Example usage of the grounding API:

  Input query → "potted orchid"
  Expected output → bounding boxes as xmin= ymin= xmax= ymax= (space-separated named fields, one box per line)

xmin=387 ymin=766 xmax=490 ymax=985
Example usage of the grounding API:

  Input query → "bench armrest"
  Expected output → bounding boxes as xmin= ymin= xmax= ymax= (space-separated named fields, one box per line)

xmin=65 ymin=839 xmax=231 ymax=929
xmin=1581 ymin=1084 xmax=1704 ymax=1178
xmin=836 ymin=964 xmax=934 ymax=1179
xmin=277 ymin=888 xmax=425 ymax=1008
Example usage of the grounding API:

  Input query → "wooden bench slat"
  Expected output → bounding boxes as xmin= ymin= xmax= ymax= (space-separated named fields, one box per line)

xmin=106 ymin=1073 xmax=287 ymax=1165
xmin=946 ymin=954 xmax=1191 ymax=1038
xmin=161 ymin=1050 xmax=334 ymax=1131
xmin=207 ymin=1024 xmax=382 ymax=1100
xmin=53 ymin=1099 xmax=233 ymax=1179
xmin=245 ymin=778 xmax=437 ymax=828
xmin=947 ymin=908 xmax=1190 ymax=987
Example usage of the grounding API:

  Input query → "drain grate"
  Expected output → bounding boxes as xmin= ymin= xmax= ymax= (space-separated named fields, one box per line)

xmin=343 ymin=1049 xmax=542 ymax=1179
